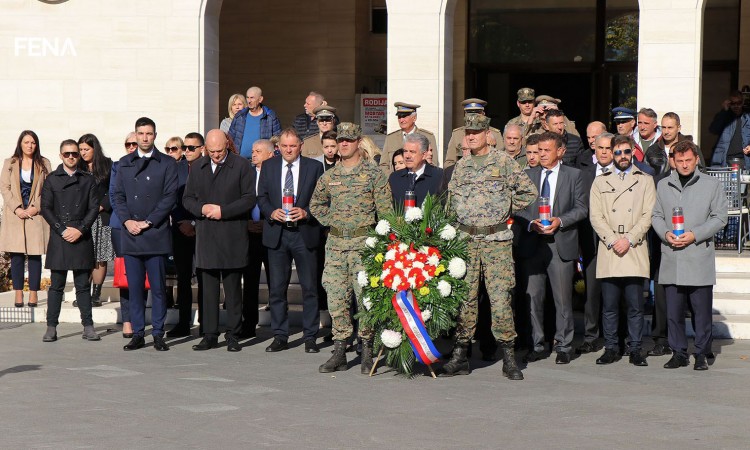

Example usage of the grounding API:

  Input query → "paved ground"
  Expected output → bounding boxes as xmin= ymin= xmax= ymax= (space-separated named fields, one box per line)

xmin=1 ymin=323 xmax=749 ymax=449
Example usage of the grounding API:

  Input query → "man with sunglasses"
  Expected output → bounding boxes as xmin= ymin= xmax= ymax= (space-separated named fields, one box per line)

xmin=710 ymin=90 xmax=750 ymax=167
xmin=589 ymin=135 xmax=655 ymax=366
xmin=380 ymin=102 xmax=437 ymax=173
xmin=40 ymin=140 xmax=100 ymax=342
xmin=302 ymin=105 xmax=337 ymax=158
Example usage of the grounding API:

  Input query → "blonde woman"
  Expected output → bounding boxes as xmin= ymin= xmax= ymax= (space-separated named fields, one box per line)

xmin=358 ymin=136 xmax=382 ymax=164
xmin=220 ymin=93 xmax=248 ymax=133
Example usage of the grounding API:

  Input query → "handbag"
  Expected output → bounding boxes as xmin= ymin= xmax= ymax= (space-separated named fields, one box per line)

xmin=113 ymin=257 xmax=151 ymax=290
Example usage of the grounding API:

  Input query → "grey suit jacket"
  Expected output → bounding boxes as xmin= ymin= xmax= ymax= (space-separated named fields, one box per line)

xmin=514 ymin=164 xmax=588 ymax=261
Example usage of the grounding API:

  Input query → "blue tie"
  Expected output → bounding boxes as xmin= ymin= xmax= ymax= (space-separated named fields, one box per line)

xmin=251 ymin=205 xmax=260 ymax=221
xmin=541 ymin=169 xmax=552 ymax=198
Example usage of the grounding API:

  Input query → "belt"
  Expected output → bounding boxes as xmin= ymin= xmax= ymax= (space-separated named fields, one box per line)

xmin=458 ymin=223 xmax=508 ymax=235
xmin=329 ymin=225 xmax=372 ymax=238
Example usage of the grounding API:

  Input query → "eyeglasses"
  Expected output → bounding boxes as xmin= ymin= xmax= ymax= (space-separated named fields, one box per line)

xmin=164 ymin=146 xmax=181 ymax=153
xmin=181 ymin=145 xmax=203 ymax=152
xmin=62 ymin=152 xmax=80 ymax=158
xmin=613 ymin=149 xmax=632 ymax=156
xmin=125 ymin=142 xmax=137 ymax=148
xmin=316 ymin=117 xmax=333 ymax=122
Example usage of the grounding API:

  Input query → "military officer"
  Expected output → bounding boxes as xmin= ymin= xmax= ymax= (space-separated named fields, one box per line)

xmin=302 ymin=105 xmax=337 ymax=159
xmin=505 ymin=87 xmax=536 ymax=136
xmin=525 ymin=95 xmax=580 ymax=138
xmin=444 ymin=98 xmax=504 ymax=168
xmin=310 ymin=122 xmax=393 ymax=374
xmin=441 ymin=114 xmax=538 ymax=380
xmin=380 ymin=102 xmax=438 ymax=174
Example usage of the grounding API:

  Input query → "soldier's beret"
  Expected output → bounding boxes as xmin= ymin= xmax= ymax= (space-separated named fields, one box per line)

xmin=464 ymin=113 xmax=490 ymax=131
xmin=336 ymin=122 xmax=362 ymax=140
xmin=313 ymin=105 xmax=337 ymax=118
xmin=517 ymin=87 xmax=535 ymax=102
xmin=394 ymin=102 xmax=420 ymax=114
xmin=461 ymin=98 xmax=487 ymax=111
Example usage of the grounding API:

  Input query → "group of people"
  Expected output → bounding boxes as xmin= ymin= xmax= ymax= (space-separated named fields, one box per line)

xmin=3 ymin=84 xmax=746 ymax=379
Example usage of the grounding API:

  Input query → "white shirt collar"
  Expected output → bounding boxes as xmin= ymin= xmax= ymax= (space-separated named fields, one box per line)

xmin=137 ymin=148 xmax=154 ymax=158
xmin=409 ymin=162 xmax=427 ymax=179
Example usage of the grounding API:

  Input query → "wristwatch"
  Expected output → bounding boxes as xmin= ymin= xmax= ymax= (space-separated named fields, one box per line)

xmin=145 ymin=220 xmax=153 ymax=227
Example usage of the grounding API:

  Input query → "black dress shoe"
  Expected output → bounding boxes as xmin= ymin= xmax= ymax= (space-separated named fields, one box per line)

xmin=192 ymin=336 xmax=218 ymax=351
xmin=663 ymin=354 xmax=689 ymax=369
xmin=305 ymin=340 xmax=320 ymax=353
xmin=647 ymin=343 xmax=672 ymax=356
xmin=524 ymin=350 xmax=546 ymax=363
xmin=693 ymin=354 xmax=708 ymax=371
xmin=555 ymin=352 xmax=571 ymax=364
xmin=596 ymin=349 xmax=620 ymax=365
xmin=629 ymin=350 xmax=648 ymax=366
xmin=226 ymin=338 xmax=241 ymax=352
xmin=576 ymin=341 xmax=602 ymax=354
xmin=153 ymin=336 xmax=170 ymax=351
xmin=265 ymin=337 xmax=289 ymax=352
xmin=123 ymin=336 xmax=145 ymax=351
xmin=166 ymin=326 xmax=191 ymax=338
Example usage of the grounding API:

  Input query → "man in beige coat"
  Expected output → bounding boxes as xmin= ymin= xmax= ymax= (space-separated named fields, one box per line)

xmin=589 ymin=135 xmax=655 ymax=367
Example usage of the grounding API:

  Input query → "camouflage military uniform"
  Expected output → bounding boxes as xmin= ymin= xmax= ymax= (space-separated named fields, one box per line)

xmin=448 ymin=128 xmax=537 ymax=345
xmin=310 ymin=157 xmax=393 ymax=341
xmin=505 ymin=114 xmax=534 ymax=138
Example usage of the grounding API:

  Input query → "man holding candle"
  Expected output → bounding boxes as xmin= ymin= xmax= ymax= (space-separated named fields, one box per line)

xmin=388 ymin=133 xmax=444 ymax=209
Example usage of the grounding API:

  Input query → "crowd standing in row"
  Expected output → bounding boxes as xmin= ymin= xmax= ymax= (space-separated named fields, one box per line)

xmin=3 ymin=85 xmax=748 ymax=377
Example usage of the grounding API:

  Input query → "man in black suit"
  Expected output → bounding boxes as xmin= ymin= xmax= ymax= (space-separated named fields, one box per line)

xmin=515 ymin=132 xmax=588 ymax=364
xmin=544 ymin=109 xmax=589 ymax=169
xmin=389 ymin=133 xmax=443 ymax=208
xmin=258 ymin=128 xmax=324 ymax=353
xmin=182 ymin=129 xmax=255 ymax=352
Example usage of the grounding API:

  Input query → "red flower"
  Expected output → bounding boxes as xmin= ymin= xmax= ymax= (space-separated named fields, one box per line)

xmin=389 ymin=233 xmax=397 ymax=241
xmin=425 ymin=227 xmax=433 ymax=235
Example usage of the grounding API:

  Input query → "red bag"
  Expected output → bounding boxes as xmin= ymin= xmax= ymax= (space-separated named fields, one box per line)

xmin=113 ymin=257 xmax=151 ymax=290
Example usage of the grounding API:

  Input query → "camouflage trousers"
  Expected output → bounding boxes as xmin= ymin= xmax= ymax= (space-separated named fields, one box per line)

xmin=455 ymin=239 xmax=516 ymax=344
xmin=322 ymin=236 xmax=372 ymax=341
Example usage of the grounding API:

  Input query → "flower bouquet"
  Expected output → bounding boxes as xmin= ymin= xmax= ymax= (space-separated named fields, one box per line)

xmin=357 ymin=194 xmax=469 ymax=376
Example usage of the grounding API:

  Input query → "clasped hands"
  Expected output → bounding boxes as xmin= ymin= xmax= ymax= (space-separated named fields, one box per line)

xmin=124 ymin=220 xmax=151 ymax=236
xmin=665 ymin=231 xmax=696 ymax=248
xmin=530 ymin=217 xmax=561 ymax=235
xmin=271 ymin=207 xmax=306 ymax=223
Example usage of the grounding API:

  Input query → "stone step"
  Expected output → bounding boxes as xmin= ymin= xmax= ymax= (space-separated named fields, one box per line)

xmin=715 ymin=273 xmax=750 ymax=294
xmin=713 ymin=292 xmax=750 ymax=315
xmin=715 ymin=253 xmax=750 ymax=273
xmin=99 ymin=283 xmax=305 ymax=305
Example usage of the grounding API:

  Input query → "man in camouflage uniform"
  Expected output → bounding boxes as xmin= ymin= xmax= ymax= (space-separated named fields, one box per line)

xmin=380 ymin=102 xmax=438 ymax=174
xmin=442 ymin=114 xmax=537 ymax=379
xmin=444 ymin=98 xmax=504 ymax=169
xmin=505 ymin=87 xmax=536 ymax=136
xmin=310 ymin=122 xmax=393 ymax=374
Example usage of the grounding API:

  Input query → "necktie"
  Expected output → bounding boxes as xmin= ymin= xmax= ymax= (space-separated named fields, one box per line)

xmin=600 ymin=166 xmax=609 ymax=174
xmin=619 ymin=171 xmax=626 ymax=181
xmin=541 ymin=169 xmax=552 ymax=198
xmin=409 ymin=172 xmax=417 ymax=190
xmin=251 ymin=205 xmax=261 ymax=221
xmin=285 ymin=162 xmax=294 ymax=193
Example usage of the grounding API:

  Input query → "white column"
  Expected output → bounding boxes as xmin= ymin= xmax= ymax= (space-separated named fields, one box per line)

xmin=637 ymin=0 xmax=705 ymax=140
xmin=386 ymin=0 xmax=457 ymax=166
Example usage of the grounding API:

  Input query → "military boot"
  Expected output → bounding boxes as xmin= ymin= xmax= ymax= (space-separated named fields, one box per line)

xmin=439 ymin=343 xmax=470 ymax=376
xmin=360 ymin=339 xmax=374 ymax=374
xmin=499 ymin=341 xmax=523 ymax=380
xmin=319 ymin=340 xmax=348 ymax=373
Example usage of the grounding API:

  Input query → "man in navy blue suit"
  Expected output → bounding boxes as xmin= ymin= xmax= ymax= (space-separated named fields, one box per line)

xmin=113 ymin=117 xmax=178 ymax=351
xmin=388 ymin=133 xmax=444 ymax=208
xmin=258 ymin=128 xmax=325 ymax=353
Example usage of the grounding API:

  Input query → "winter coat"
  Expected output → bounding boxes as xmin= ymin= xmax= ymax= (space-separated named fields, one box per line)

xmin=0 ymin=157 xmax=51 ymax=255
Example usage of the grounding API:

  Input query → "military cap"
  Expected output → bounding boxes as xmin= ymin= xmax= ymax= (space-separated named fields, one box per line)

xmin=461 ymin=98 xmax=487 ymax=112
xmin=612 ymin=106 xmax=636 ymax=121
xmin=394 ymin=102 xmax=420 ymax=114
xmin=517 ymin=87 xmax=535 ymax=102
xmin=535 ymin=95 xmax=561 ymax=106
xmin=464 ymin=113 xmax=490 ymax=131
xmin=336 ymin=122 xmax=362 ymax=140
xmin=313 ymin=105 xmax=337 ymax=118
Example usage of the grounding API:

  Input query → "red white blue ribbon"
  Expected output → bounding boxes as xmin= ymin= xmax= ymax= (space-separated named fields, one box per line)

xmin=391 ymin=290 xmax=441 ymax=365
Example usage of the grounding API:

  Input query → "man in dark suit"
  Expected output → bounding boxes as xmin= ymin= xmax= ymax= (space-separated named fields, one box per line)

xmin=515 ymin=132 xmax=588 ymax=364
xmin=112 ymin=117 xmax=178 ymax=352
xmin=258 ymin=128 xmax=324 ymax=353
xmin=389 ymin=133 xmax=444 ymax=208
xmin=544 ymin=109 xmax=589 ymax=169
xmin=183 ymin=129 xmax=255 ymax=352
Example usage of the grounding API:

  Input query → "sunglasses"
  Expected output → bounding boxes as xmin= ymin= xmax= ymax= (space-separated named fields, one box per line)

xmin=181 ymin=145 xmax=203 ymax=152
xmin=125 ymin=142 xmax=137 ymax=148
xmin=62 ymin=152 xmax=79 ymax=158
xmin=613 ymin=149 xmax=632 ymax=156
xmin=164 ymin=146 xmax=181 ymax=153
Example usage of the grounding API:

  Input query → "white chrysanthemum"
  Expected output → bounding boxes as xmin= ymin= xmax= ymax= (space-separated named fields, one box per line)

xmin=392 ymin=275 xmax=402 ymax=289
xmin=427 ymin=255 xmax=440 ymax=267
xmin=408 ymin=277 xmax=416 ymax=289
xmin=404 ymin=207 xmax=423 ymax=223
xmin=365 ymin=237 xmax=378 ymax=248
xmin=437 ymin=280 xmax=452 ymax=297
xmin=398 ymin=243 xmax=408 ymax=252
xmin=381 ymin=329 xmax=403 ymax=348
xmin=395 ymin=261 xmax=404 ymax=270
xmin=420 ymin=246 xmax=429 ymax=253
xmin=421 ymin=309 xmax=432 ymax=322
xmin=357 ymin=271 xmax=368 ymax=287
xmin=412 ymin=261 xmax=424 ymax=269
xmin=406 ymin=252 xmax=416 ymax=261
xmin=439 ymin=224 xmax=457 ymax=240
xmin=380 ymin=269 xmax=390 ymax=280
xmin=375 ymin=220 xmax=390 ymax=235
xmin=385 ymin=249 xmax=397 ymax=261
xmin=448 ymin=257 xmax=467 ymax=278
xmin=363 ymin=296 xmax=372 ymax=311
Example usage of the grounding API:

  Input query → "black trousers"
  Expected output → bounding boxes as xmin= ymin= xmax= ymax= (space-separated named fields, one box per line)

xmin=242 ymin=232 xmax=267 ymax=330
xmin=665 ymin=284 xmax=713 ymax=358
xmin=202 ymin=269 xmax=243 ymax=339
xmin=266 ymin=228 xmax=319 ymax=341
xmin=47 ymin=269 xmax=92 ymax=327
xmin=601 ymin=277 xmax=645 ymax=352
xmin=10 ymin=253 xmax=41 ymax=291
xmin=583 ymin=253 xmax=602 ymax=344
xmin=173 ymin=229 xmax=202 ymax=329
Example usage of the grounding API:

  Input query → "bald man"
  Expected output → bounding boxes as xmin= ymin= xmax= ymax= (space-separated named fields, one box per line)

xmin=228 ymin=86 xmax=282 ymax=160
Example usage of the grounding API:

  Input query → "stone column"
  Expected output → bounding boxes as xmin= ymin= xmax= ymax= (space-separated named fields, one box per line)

xmin=386 ymin=0 xmax=457 ymax=166
xmin=637 ymin=0 xmax=706 ymax=140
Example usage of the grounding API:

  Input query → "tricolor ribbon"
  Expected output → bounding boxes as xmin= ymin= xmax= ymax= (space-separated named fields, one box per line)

xmin=391 ymin=290 xmax=441 ymax=365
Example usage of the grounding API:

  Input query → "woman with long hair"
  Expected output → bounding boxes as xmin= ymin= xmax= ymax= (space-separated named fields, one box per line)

xmin=77 ymin=133 xmax=114 ymax=307
xmin=220 ymin=93 xmax=247 ymax=133
xmin=0 ymin=130 xmax=51 ymax=307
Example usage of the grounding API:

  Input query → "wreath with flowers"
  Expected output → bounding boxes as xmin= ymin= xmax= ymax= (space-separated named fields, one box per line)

xmin=356 ymin=195 xmax=469 ymax=376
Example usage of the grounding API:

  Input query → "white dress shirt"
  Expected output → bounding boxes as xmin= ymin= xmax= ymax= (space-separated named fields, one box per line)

xmin=595 ymin=162 xmax=614 ymax=176
xmin=210 ymin=154 xmax=227 ymax=173
xmin=539 ymin=162 xmax=561 ymax=212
